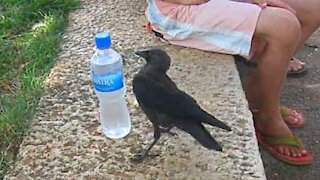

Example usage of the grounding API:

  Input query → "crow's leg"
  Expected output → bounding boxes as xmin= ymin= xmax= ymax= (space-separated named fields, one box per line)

xmin=159 ymin=126 xmax=177 ymax=137
xmin=131 ymin=124 xmax=161 ymax=163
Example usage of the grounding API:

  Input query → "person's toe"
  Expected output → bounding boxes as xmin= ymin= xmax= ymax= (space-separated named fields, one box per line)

xmin=284 ymin=147 xmax=291 ymax=156
xmin=276 ymin=146 xmax=285 ymax=155
xmin=276 ymin=145 xmax=291 ymax=156
xmin=298 ymin=60 xmax=306 ymax=66
xmin=288 ymin=116 xmax=298 ymax=123
xmin=290 ymin=147 xmax=301 ymax=157
xmin=300 ymin=147 xmax=308 ymax=155
xmin=293 ymin=110 xmax=302 ymax=119
xmin=295 ymin=147 xmax=302 ymax=157
xmin=276 ymin=145 xmax=306 ymax=157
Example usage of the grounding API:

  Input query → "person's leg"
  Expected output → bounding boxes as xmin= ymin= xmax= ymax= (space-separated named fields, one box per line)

xmin=282 ymin=0 xmax=320 ymax=46
xmin=253 ymin=0 xmax=320 ymax=73
xmin=245 ymin=7 xmax=309 ymax=157
xmin=283 ymin=0 xmax=320 ymax=73
xmin=250 ymin=37 xmax=307 ymax=75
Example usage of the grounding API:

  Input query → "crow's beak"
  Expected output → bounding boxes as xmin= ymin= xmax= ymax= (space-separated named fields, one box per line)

xmin=135 ymin=51 xmax=149 ymax=59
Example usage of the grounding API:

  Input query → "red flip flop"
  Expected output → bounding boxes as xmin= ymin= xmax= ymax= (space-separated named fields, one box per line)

xmin=251 ymin=106 xmax=306 ymax=128
xmin=255 ymin=130 xmax=313 ymax=165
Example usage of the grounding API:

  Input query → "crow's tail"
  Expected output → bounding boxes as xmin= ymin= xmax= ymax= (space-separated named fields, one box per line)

xmin=175 ymin=121 xmax=223 ymax=151
xmin=199 ymin=110 xmax=231 ymax=131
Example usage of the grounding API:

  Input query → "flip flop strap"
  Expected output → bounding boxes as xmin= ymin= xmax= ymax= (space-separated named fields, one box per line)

xmin=252 ymin=106 xmax=291 ymax=117
xmin=265 ymin=136 xmax=302 ymax=147
xmin=280 ymin=106 xmax=290 ymax=117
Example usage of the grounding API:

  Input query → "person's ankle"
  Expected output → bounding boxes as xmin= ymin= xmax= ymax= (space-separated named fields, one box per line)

xmin=246 ymin=98 xmax=259 ymax=110
xmin=254 ymin=113 xmax=292 ymax=136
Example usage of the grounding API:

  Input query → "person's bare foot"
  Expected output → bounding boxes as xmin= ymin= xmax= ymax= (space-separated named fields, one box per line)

xmin=254 ymin=113 xmax=308 ymax=157
xmin=280 ymin=107 xmax=305 ymax=126
xmin=288 ymin=58 xmax=306 ymax=72
xmin=250 ymin=107 xmax=306 ymax=127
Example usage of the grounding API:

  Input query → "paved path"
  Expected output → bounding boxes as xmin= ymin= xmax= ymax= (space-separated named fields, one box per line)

xmin=5 ymin=0 xmax=266 ymax=179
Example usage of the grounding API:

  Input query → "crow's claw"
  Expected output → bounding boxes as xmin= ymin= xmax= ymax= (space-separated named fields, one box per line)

xmin=130 ymin=151 xmax=160 ymax=163
xmin=166 ymin=131 xmax=178 ymax=137
xmin=130 ymin=152 xmax=147 ymax=163
xmin=160 ymin=128 xmax=178 ymax=137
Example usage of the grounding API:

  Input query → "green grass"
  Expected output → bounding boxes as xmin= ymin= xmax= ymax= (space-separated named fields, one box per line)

xmin=0 ymin=0 xmax=80 ymax=178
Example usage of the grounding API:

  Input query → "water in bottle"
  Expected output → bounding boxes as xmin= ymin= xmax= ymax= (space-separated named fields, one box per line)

xmin=90 ymin=32 xmax=131 ymax=139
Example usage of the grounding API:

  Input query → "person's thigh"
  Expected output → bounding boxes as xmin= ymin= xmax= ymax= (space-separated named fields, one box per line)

xmin=281 ymin=0 xmax=320 ymax=23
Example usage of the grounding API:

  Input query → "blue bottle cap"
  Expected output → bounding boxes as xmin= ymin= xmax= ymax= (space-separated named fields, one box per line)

xmin=95 ymin=32 xmax=111 ymax=49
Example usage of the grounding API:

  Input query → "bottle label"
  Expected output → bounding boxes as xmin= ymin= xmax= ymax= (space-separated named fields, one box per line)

xmin=92 ymin=71 xmax=124 ymax=92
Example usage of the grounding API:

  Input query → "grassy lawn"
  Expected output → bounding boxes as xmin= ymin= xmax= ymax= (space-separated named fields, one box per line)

xmin=0 ymin=0 xmax=80 ymax=178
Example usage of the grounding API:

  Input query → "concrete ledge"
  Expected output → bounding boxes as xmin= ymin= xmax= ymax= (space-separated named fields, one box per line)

xmin=5 ymin=0 xmax=266 ymax=179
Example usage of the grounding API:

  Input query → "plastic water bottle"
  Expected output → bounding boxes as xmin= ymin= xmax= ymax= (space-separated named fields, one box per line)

xmin=90 ymin=32 xmax=131 ymax=139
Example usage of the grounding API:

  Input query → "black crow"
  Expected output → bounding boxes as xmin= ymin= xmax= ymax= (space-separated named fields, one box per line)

xmin=132 ymin=49 xmax=231 ymax=162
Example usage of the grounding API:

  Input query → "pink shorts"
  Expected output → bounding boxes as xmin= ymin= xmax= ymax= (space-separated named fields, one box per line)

xmin=146 ymin=0 xmax=262 ymax=58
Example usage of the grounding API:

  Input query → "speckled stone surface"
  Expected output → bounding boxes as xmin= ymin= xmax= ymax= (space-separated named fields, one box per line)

xmin=4 ymin=0 xmax=266 ymax=179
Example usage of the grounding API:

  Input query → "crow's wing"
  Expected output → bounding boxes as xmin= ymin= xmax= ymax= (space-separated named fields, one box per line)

xmin=133 ymin=74 xmax=231 ymax=131
xmin=133 ymin=74 xmax=198 ymax=117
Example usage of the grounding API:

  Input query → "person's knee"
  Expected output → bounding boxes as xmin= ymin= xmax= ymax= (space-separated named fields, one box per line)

xmin=270 ymin=10 xmax=301 ymax=43
xmin=257 ymin=8 xmax=301 ymax=46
